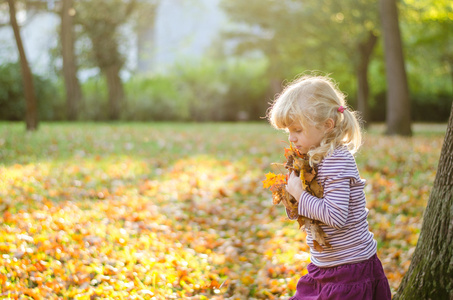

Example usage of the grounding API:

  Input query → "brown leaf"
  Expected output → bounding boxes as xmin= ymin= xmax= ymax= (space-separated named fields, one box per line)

xmin=310 ymin=221 xmax=332 ymax=249
xmin=286 ymin=208 xmax=299 ymax=220
xmin=304 ymin=171 xmax=315 ymax=183
xmin=272 ymin=192 xmax=283 ymax=205
xmin=271 ymin=184 xmax=286 ymax=205
xmin=308 ymin=180 xmax=324 ymax=198
xmin=313 ymin=240 xmax=324 ymax=252
xmin=281 ymin=192 xmax=298 ymax=212
xmin=297 ymin=216 xmax=306 ymax=229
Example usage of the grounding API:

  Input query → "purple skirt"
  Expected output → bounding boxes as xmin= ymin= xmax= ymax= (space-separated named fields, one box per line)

xmin=289 ymin=254 xmax=391 ymax=300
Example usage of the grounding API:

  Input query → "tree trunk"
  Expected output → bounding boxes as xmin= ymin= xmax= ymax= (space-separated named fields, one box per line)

xmin=7 ymin=0 xmax=38 ymax=131
xmin=394 ymin=103 xmax=453 ymax=299
xmin=86 ymin=27 xmax=125 ymax=121
xmin=61 ymin=0 xmax=82 ymax=121
xmin=103 ymin=64 xmax=124 ymax=121
xmin=356 ymin=31 xmax=378 ymax=127
xmin=379 ymin=0 xmax=412 ymax=136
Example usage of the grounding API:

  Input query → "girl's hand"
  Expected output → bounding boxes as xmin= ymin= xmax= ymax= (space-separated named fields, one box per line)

xmin=286 ymin=171 xmax=304 ymax=201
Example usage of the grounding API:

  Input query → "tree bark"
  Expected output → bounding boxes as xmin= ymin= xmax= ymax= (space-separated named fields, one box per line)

xmin=356 ymin=31 xmax=378 ymax=127
xmin=394 ymin=103 xmax=453 ymax=299
xmin=7 ymin=0 xmax=38 ymax=131
xmin=379 ymin=0 xmax=412 ymax=136
xmin=61 ymin=0 xmax=82 ymax=121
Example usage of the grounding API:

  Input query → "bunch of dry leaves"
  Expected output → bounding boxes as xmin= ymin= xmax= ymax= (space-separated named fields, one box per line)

xmin=263 ymin=145 xmax=331 ymax=252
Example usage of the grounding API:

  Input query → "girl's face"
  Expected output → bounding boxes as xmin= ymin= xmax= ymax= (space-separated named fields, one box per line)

xmin=287 ymin=121 xmax=327 ymax=154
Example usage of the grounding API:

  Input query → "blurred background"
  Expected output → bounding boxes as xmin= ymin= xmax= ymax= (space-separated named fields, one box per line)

xmin=1 ymin=0 xmax=452 ymax=124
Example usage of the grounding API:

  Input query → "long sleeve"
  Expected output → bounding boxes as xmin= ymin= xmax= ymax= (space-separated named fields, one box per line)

xmin=292 ymin=146 xmax=377 ymax=267
xmin=298 ymin=154 xmax=357 ymax=229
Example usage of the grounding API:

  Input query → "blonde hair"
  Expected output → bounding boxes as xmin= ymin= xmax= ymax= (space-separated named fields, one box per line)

xmin=267 ymin=75 xmax=362 ymax=165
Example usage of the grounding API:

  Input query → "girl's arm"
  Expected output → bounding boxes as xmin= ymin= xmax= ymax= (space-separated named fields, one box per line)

xmin=287 ymin=153 xmax=356 ymax=229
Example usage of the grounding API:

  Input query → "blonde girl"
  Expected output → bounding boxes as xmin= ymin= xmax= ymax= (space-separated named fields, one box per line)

xmin=268 ymin=75 xmax=391 ymax=300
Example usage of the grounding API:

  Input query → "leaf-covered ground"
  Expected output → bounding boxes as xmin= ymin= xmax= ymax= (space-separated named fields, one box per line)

xmin=0 ymin=122 xmax=446 ymax=299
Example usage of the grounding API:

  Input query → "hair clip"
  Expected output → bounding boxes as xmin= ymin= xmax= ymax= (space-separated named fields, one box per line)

xmin=337 ymin=106 xmax=345 ymax=113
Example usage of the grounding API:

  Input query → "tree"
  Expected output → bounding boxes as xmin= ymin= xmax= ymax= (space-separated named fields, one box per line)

xmin=356 ymin=31 xmax=378 ymax=126
xmin=7 ymin=0 xmax=38 ymax=131
xmin=379 ymin=0 xmax=412 ymax=135
xmin=221 ymin=0 xmax=380 ymax=125
xmin=75 ymin=0 xmax=138 ymax=120
xmin=321 ymin=0 xmax=380 ymax=126
xmin=220 ymin=0 xmax=296 ymax=97
xmin=61 ymin=0 xmax=82 ymax=120
xmin=394 ymin=103 xmax=453 ymax=299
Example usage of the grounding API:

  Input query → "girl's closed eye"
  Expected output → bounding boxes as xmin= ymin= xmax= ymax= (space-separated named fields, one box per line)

xmin=288 ymin=126 xmax=302 ymax=133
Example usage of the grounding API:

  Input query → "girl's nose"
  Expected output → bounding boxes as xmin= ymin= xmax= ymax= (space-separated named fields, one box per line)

xmin=289 ymin=133 xmax=297 ymax=142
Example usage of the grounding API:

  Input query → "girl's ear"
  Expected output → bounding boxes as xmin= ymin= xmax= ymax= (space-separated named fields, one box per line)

xmin=324 ymin=118 xmax=335 ymax=132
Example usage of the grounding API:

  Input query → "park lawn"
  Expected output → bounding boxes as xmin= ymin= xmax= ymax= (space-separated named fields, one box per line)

xmin=0 ymin=122 xmax=446 ymax=299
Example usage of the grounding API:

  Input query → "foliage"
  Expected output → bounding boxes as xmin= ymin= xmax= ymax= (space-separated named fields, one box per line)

xmin=0 ymin=62 xmax=24 ymax=121
xmin=78 ymin=76 xmax=109 ymax=121
xmin=121 ymin=58 xmax=268 ymax=122
xmin=220 ymin=0 xmax=452 ymax=122
xmin=0 ymin=58 xmax=268 ymax=122
xmin=0 ymin=122 xmax=446 ymax=298
xmin=401 ymin=0 xmax=453 ymax=97
xmin=171 ymin=58 xmax=268 ymax=121
xmin=0 ymin=63 xmax=65 ymax=121
xmin=370 ymin=91 xmax=453 ymax=122
xmin=74 ymin=0 xmax=134 ymax=70
xmin=2 ymin=0 xmax=452 ymax=125
xmin=123 ymin=75 xmax=188 ymax=121
xmin=220 ymin=0 xmax=379 ymax=86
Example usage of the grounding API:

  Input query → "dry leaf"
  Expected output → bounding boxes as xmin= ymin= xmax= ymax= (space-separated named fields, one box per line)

xmin=313 ymin=240 xmax=324 ymax=252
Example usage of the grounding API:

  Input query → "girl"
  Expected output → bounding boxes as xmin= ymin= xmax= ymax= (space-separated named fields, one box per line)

xmin=267 ymin=75 xmax=391 ymax=300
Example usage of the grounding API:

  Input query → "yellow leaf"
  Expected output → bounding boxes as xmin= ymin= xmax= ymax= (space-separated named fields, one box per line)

xmin=262 ymin=172 xmax=286 ymax=189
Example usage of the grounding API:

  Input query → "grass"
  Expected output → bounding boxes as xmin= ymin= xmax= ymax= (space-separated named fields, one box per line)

xmin=0 ymin=121 xmax=447 ymax=299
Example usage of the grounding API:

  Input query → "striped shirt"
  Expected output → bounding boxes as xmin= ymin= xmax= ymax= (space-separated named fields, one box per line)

xmin=289 ymin=146 xmax=377 ymax=267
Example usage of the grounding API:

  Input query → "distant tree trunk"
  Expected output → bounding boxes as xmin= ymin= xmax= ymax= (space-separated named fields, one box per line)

xmin=379 ymin=0 xmax=411 ymax=136
xmin=7 ymin=0 xmax=38 ymax=131
xmin=87 ymin=33 xmax=125 ymax=121
xmin=356 ymin=31 xmax=378 ymax=127
xmin=61 ymin=0 xmax=82 ymax=121
xmin=394 ymin=103 xmax=453 ymax=299
xmin=87 ymin=29 xmax=125 ymax=121
xmin=102 ymin=64 xmax=124 ymax=120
